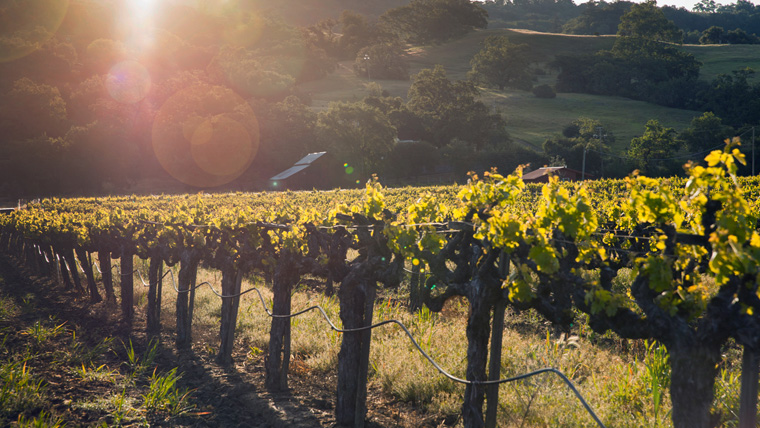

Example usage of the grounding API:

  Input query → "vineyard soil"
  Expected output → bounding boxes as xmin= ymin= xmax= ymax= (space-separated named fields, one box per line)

xmin=0 ymin=255 xmax=445 ymax=427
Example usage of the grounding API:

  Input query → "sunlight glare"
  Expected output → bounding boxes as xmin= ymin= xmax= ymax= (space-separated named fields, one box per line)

xmin=190 ymin=116 xmax=254 ymax=177
xmin=119 ymin=0 xmax=157 ymax=52
xmin=152 ymin=85 xmax=260 ymax=188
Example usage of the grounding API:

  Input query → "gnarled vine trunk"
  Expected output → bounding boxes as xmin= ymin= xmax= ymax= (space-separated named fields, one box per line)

xmin=75 ymin=248 xmax=101 ymax=303
xmin=336 ymin=268 xmax=376 ymax=427
xmin=63 ymin=248 xmax=83 ymax=293
xmin=98 ymin=250 xmax=115 ymax=303
xmin=119 ymin=250 xmax=134 ymax=323
xmin=668 ymin=343 xmax=721 ymax=428
xmin=217 ymin=266 xmax=243 ymax=366
xmin=266 ymin=255 xmax=298 ymax=391
xmin=55 ymin=246 xmax=74 ymax=290
xmin=462 ymin=277 xmax=494 ymax=428
xmin=147 ymin=256 xmax=163 ymax=334
xmin=176 ymin=251 xmax=199 ymax=349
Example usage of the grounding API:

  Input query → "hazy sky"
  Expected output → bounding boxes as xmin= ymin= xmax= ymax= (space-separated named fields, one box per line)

xmin=579 ymin=0 xmax=756 ymax=11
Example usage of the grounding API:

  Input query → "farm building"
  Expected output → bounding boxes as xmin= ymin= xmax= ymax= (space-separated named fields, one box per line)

xmin=521 ymin=166 xmax=591 ymax=183
xmin=269 ymin=152 xmax=342 ymax=190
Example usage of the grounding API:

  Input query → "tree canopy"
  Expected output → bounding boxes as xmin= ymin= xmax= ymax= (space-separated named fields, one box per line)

xmin=407 ymin=65 xmax=507 ymax=150
xmin=468 ymin=36 xmax=532 ymax=91
xmin=353 ymin=42 xmax=410 ymax=80
xmin=379 ymin=0 xmax=488 ymax=44
xmin=316 ymin=101 xmax=397 ymax=181
xmin=627 ymin=119 xmax=679 ymax=176
xmin=617 ymin=0 xmax=683 ymax=43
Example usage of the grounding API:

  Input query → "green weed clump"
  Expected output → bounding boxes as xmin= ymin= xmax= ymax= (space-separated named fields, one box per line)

xmin=0 ymin=360 xmax=46 ymax=422
xmin=142 ymin=367 xmax=194 ymax=416
xmin=67 ymin=335 xmax=114 ymax=366
xmin=22 ymin=319 xmax=66 ymax=347
xmin=75 ymin=362 xmax=117 ymax=383
xmin=120 ymin=338 xmax=158 ymax=379
xmin=15 ymin=410 xmax=66 ymax=428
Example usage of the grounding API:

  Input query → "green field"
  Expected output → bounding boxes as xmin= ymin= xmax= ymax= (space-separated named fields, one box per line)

xmin=481 ymin=90 xmax=701 ymax=150
xmin=300 ymin=28 xmax=759 ymax=150
xmin=684 ymin=43 xmax=760 ymax=82
xmin=407 ymin=28 xmax=616 ymax=80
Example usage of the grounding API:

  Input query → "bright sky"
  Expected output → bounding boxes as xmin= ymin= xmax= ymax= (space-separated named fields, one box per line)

xmin=579 ymin=0 xmax=756 ymax=11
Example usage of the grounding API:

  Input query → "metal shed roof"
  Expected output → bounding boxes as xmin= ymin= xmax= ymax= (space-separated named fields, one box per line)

xmin=521 ymin=167 xmax=566 ymax=180
xmin=270 ymin=164 xmax=310 ymax=181
xmin=294 ymin=151 xmax=327 ymax=166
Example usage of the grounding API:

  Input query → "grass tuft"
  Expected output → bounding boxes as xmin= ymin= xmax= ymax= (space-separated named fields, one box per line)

xmin=0 ymin=360 xmax=46 ymax=421
xmin=15 ymin=410 xmax=66 ymax=428
xmin=142 ymin=367 xmax=194 ymax=417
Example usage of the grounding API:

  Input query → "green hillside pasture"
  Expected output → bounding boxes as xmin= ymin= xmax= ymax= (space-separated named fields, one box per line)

xmin=684 ymin=43 xmax=760 ymax=82
xmin=300 ymin=28 xmax=617 ymax=108
xmin=481 ymin=89 xmax=701 ymax=150
xmin=407 ymin=28 xmax=616 ymax=80
xmin=300 ymin=29 xmax=736 ymax=152
xmin=298 ymin=62 xmax=374 ymax=111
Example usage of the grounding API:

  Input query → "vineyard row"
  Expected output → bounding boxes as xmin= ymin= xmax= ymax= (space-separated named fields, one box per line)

xmin=2 ymin=144 xmax=760 ymax=428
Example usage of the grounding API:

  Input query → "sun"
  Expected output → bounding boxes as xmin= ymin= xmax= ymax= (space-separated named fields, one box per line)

xmin=129 ymin=0 xmax=157 ymax=24
xmin=120 ymin=0 xmax=158 ymax=52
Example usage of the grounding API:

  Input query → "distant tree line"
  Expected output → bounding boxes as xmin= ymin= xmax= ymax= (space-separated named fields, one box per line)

xmin=553 ymin=2 xmax=760 ymax=130
xmin=539 ymin=110 xmax=739 ymax=180
xmin=483 ymin=0 xmax=760 ymax=45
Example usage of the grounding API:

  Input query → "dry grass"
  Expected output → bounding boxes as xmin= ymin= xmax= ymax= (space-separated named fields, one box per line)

xmin=127 ymin=259 xmax=752 ymax=428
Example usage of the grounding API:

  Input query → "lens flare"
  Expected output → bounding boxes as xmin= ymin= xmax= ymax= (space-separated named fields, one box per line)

xmin=0 ymin=0 xmax=70 ymax=63
xmin=190 ymin=116 xmax=253 ymax=176
xmin=345 ymin=166 xmax=355 ymax=175
xmin=106 ymin=61 xmax=151 ymax=104
xmin=152 ymin=84 xmax=260 ymax=188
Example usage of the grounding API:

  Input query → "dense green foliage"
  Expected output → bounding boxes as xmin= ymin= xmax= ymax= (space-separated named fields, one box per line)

xmin=407 ymin=65 xmax=508 ymax=151
xmin=379 ymin=0 xmax=488 ymax=44
xmin=468 ymin=36 xmax=532 ymax=90
xmin=555 ymin=5 xmax=702 ymax=105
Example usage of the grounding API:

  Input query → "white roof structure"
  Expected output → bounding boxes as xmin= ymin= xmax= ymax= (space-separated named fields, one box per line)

xmin=269 ymin=152 xmax=327 ymax=181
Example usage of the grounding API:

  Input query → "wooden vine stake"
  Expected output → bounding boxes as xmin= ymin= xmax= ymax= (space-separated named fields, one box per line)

xmin=146 ymin=256 xmax=163 ymax=334
xmin=409 ymin=262 xmax=422 ymax=312
xmin=119 ymin=249 xmax=134 ymax=323
xmin=739 ymin=347 xmax=759 ymax=428
xmin=485 ymin=254 xmax=509 ymax=428
xmin=485 ymin=300 xmax=506 ymax=428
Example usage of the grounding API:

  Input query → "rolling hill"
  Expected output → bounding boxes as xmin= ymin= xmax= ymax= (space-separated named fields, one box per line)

xmin=300 ymin=28 xmax=760 ymax=151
